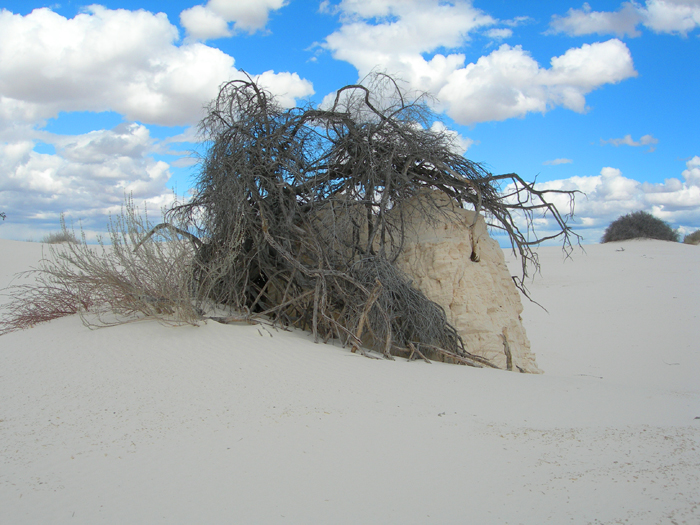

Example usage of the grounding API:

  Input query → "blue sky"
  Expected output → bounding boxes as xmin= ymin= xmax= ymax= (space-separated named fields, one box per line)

xmin=1 ymin=0 xmax=699 ymax=243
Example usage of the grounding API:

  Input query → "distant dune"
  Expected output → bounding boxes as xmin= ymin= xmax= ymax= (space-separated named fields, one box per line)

xmin=1 ymin=238 xmax=698 ymax=524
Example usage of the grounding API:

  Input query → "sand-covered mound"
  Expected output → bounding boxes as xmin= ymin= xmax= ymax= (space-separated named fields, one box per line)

xmin=1 ymin=238 xmax=698 ymax=524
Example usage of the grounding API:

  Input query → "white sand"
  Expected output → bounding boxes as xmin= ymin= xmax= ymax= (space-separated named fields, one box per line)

xmin=1 ymin=238 xmax=698 ymax=524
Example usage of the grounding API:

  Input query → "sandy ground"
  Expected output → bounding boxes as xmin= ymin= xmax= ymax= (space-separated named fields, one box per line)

xmin=0 ymin=238 xmax=698 ymax=524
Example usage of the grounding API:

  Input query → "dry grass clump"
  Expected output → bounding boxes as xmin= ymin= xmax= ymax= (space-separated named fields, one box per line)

xmin=41 ymin=229 xmax=79 ymax=244
xmin=0 ymin=200 xmax=202 ymax=335
xmin=601 ymin=211 xmax=679 ymax=243
xmin=683 ymin=229 xmax=700 ymax=245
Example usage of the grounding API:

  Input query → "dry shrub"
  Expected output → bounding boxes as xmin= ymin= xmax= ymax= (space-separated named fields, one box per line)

xmin=164 ymin=73 xmax=580 ymax=364
xmin=602 ymin=211 xmax=679 ymax=243
xmin=0 ymin=199 xmax=202 ymax=335
xmin=42 ymin=228 xmax=79 ymax=244
xmin=683 ymin=229 xmax=700 ymax=245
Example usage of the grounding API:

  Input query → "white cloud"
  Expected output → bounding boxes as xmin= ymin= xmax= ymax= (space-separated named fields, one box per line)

xmin=322 ymin=3 xmax=637 ymax=125
xmin=255 ymin=71 xmax=315 ymax=108
xmin=0 ymin=124 xmax=176 ymax=238
xmin=0 ymin=6 xmax=315 ymax=239
xmin=602 ymin=133 xmax=659 ymax=151
xmin=643 ymin=0 xmax=700 ymax=34
xmin=502 ymin=16 xmax=533 ymax=27
xmin=438 ymin=39 xmax=636 ymax=125
xmin=323 ymin=0 xmax=495 ymax=94
xmin=430 ymin=121 xmax=475 ymax=154
xmin=180 ymin=5 xmax=232 ymax=41
xmin=549 ymin=2 xmax=643 ymax=37
xmin=485 ymin=28 xmax=513 ymax=40
xmin=543 ymin=158 xmax=573 ymax=165
xmin=681 ymin=155 xmax=700 ymax=185
xmin=327 ymin=0 xmax=492 ymax=23
xmin=181 ymin=0 xmax=287 ymax=40
xmin=518 ymin=159 xmax=700 ymax=242
xmin=0 ymin=6 xmax=313 ymax=128
xmin=549 ymin=1 xmax=700 ymax=37
xmin=545 ymin=40 xmax=637 ymax=92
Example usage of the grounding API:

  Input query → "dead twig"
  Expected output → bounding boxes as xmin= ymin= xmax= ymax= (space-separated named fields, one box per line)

xmin=407 ymin=342 xmax=431 ymax=364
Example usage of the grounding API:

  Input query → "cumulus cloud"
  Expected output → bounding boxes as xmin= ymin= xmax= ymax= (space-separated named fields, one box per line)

xmin=0 ymin=6 xmax=313 ymax=128
xmin=681 ymin=155 xmax=700 ymax=185
xmin=323 ymin=0 xmax=494 ymax=91
xmin=181 ymin=0 xmax=287 ymax=40
xmin=255 ymin=71 xmax=315 ymax=108
xmin=0 ymin=124 xmax=177 ymax=238
xmin=438 ymin=39 xmax=636 ymax=125
xmin=512 ymin=158 xmax=700 ymax=243
xmin=543 ymin=158 xmax=573 ymax=165
xmin=644 ymin=0 xmax=700 ymax=34
xmin=549 ymin=1 xmax=700 ymax=37
xmin=180 ymin=5 xmax=232 ymax=41
xmin=0 ymin=6 xmax=314 ymax=239
xmin=601 ymin=133 xmax=659 ymax=151
xmin=322 ymin=3 xmax=637 ymax=125
xmin=643 ymin=156 xmax=700 ymax=212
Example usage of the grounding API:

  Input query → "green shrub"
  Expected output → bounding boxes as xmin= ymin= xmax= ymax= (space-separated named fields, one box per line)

xmin=683 ymin=229 xmax=700 ymax=245
xmin=601 ymin=211 xmax=679 ymax=243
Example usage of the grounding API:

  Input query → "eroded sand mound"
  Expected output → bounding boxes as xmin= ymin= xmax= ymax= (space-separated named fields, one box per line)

xmin=395 ymin=192 xmax=539 ymax=372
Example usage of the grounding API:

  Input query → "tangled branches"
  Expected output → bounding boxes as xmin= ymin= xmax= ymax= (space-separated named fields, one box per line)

xmin=168 ymin=73 xmax=580 ymax=363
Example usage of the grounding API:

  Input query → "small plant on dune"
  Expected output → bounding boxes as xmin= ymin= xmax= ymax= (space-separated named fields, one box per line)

xmin=41 ymin=228 xmax=79 ymax=244
xmin=0 ymin=199 xmax=202 ymax=335
xmin=601 ymin=211 xmax=679 ymax=243
xmin=683 ymin=229 xmax=700 ymax=245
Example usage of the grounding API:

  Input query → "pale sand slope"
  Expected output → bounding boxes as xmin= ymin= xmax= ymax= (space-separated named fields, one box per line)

xmin=0 ymin=238 xmax=698 ymax=524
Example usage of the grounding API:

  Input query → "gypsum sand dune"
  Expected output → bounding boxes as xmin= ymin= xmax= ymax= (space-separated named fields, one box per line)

xmin=0 ymin=238 xmax=698 ymax=524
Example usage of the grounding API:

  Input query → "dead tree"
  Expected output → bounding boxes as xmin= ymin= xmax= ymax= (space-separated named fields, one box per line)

xmin=167 ymin=73 xmax=580 ymax=364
